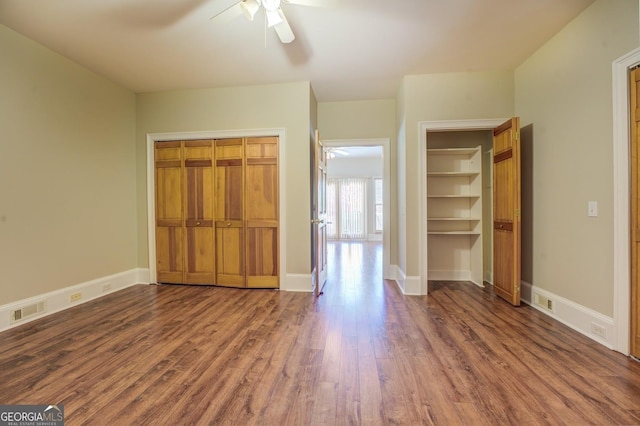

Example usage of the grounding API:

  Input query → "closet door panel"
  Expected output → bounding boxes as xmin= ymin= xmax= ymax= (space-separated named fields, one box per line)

xmin=215 ymin=139 xmax=244 ymax=220
xmin=245 ymin=137 xmax=278 ymax=287
xmin=216 ymin=222 xmax=245 ymax=287
xmin=184 ymin=140 xmax=215 ymax=284
xmin=155 ymin=141 xmax=184 ymax=283
xmin=245 ymin=164 xmax=277 ymax=220
xmin=215 ymin=139 xmax=245 ymax=286
xmin=156 ymin=227 xmax=184 ymax=283
xmin=246 ymin=224 xmax=278 ymax=288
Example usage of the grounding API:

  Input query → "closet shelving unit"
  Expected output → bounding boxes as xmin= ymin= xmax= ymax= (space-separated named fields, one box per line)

xmin=426 ymin=146 xmax=483 ymax=286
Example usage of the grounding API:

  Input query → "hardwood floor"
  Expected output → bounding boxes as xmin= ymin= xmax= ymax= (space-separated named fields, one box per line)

xmin=1 ymin=241 xmax=640 ymax=424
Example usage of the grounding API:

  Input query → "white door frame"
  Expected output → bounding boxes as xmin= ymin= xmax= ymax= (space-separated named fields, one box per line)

xmin=146 ymin=128 xmax=288 ymax=290
xmin=323 ymin=138 xmax=392 ymax=280
xmin=612 ymin=47 xmax=640 ymax=355
xmin=419 ymin=119 xmax=507 ymax=295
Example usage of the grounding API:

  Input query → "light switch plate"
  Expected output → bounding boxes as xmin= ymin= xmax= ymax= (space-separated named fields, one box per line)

xmin=588 ymin=201 xmax=598 ymax=217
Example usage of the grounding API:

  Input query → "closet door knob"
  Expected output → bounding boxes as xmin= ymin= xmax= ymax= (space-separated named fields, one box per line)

xmin=196 ymin=222 xmax=201 ymax=226
xmin=227 ymin=222 xmax=232 ymax=227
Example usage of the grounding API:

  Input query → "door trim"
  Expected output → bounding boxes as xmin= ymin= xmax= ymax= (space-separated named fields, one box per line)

xmin=419 ymin=119 xmax=508 ymax=295
xmin=323 ymin=138 xmax=391 ymax=280
xmin=146 ymin=128 xmax=287 ymax=290
xmin=612 ymin=47 xmax=640 ymax=355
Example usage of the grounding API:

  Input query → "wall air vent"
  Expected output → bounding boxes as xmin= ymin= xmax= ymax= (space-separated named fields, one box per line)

xmin=10 ymin=301 xmax=46 ymax=324
xmin=533 ymin=292 xmax=553 ymax=312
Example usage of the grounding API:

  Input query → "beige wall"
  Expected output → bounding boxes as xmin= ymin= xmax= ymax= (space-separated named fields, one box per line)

xmin=135 ymin=82 xmax=313 ymax=278
xmin=400 ymin=71 xmax=515 ymax=277
xmin=515 ymin=0 xmax=639 ymax=316
xmin=0 ymin=25 xmax=137 ymax=305
xmin=318 ymin=100 xmax=396 ymax=140
xmin=328 ymin=157 xmax=383 ymax=178
xmin=317 ymin=99 xmax=397 ymax=264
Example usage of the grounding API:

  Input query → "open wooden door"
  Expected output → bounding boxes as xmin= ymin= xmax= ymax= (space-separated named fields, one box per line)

xmin=493 ymin=118 xmax=521 ymax=306
xmin=630 ymin=68 xmax=640 ymax=358
xmin=313 ymin=130 xmax=328 ymax=296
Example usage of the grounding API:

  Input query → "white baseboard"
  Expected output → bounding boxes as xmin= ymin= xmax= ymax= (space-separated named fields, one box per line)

xmin=0 ymin=268 xmax=145 ymax=333
xmin=136 ymin=268 xmax=151 ymax=284
xmin=284 ymin=274 xmax=313 ymax=292
xmin=484 ymin=271 xmax=493 ymax=285
xmin=403 ymin=276 xmax=421 ymax=295
xmin=429 ymin=269 xmax=470 ymax=281
xmin=367 ymin=233 xmax=383 ymax=242
xmin=428 ymin=269 xmax=484 ymax=288
xmin=521 ymin=281 xmax=614 ymax=349
xmin=385 ymin=264 xmax=398 ymax=281
xmin=393 ymin=267 xmax=421 ymax=295
xmin=394 ymin=267 xmax=407 ymax=293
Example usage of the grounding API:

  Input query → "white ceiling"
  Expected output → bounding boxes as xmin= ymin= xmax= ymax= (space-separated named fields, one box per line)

xmin=329 ymin=146 xmax=382 ymax=158
xmin=0 ymin=0 xmax=595 ymax=102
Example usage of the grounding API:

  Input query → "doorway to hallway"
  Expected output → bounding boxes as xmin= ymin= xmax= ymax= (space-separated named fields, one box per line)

xmin=326 ymin=241 xmax=383 ymax=299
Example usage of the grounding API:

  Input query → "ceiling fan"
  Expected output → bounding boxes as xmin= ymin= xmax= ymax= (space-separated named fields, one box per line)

xmin=210 ymin=0 xmax=330 ymax=44
xmin=326 ymin=147 xmax=349 ymax=158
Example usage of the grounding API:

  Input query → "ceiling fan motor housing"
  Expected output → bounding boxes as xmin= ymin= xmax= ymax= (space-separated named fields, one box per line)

xmin=261 ymin=0 xmax=281 ymax=11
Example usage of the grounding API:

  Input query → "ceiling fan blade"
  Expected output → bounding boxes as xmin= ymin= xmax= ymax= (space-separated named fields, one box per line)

xmin=273 ymin=9 xmax=295 ymax=43
xmin=327 ymin=148 xmax=348 ymax=156
xmin=283 ymin=0 xmax=338 ymax=7
xmin=210 ymin=0 xmax=242 ymax=23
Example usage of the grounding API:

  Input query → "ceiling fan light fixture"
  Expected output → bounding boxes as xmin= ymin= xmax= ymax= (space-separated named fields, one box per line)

xmin=266 ymin=9 xmax=283 ymax=27
xmin=261 ymin=0 xmax=281 ymax=12
xmin=240 ymin=0 xmax=260 ymax=21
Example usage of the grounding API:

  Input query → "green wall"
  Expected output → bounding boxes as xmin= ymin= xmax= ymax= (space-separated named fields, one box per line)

xmin=0 ymin=25 xmax=137 ymax=305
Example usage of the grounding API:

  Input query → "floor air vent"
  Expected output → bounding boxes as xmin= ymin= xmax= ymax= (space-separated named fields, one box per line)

xmin=11 ymin=301 xmax=46 ymax=324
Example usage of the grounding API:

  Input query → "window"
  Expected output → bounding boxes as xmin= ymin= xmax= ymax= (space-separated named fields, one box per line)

xmin=374 ymin=178 xmax=383 ymax=232
xmin=327 ymin=177 xmax=367 ymax=240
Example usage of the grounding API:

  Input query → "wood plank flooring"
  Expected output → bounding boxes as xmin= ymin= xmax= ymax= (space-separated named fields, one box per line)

xmin=1 ymin=241 xmax=640 ymax=424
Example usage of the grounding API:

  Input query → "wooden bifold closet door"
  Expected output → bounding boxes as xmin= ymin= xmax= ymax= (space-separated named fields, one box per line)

xmin=155 ymin=140 xmax=215 ymax=285
xmin=215 ymin=138 xmax=245 ymax=287
xmin=214 ymin=137 xmax=279 ymax=288
xmin=155 ymin=137 xmax=279 ymax=289
xmin=244 ymin=137 xmax=279 ymax=288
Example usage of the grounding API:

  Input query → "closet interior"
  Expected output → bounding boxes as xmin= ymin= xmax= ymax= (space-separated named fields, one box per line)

xmin=426 ymin=131 xmax=493 ymax=286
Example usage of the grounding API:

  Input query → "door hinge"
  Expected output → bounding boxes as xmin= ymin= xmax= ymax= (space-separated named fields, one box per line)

xmin=515 ymin=209 xmax=521 ymax=218
xmin=636 ymin=229 xmax=640 ymax=242
xmin=515 ymin=131 xmax=519 ymax=141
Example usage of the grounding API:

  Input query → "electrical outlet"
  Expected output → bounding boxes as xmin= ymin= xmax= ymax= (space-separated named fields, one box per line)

xmin=591 ymin=322 xmax=606 ymax=338
xmin=102 ymin=282 xmax=112 ymax=293
xmin=70 ymin=292 xmax=82 ymax=302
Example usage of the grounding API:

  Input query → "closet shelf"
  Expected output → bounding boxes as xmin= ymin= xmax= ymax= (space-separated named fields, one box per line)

xmin=427 ymin=148 xmax=479 ymax=156
xmin=427 ymin=194 xmax=480 ymax=198
xmin=427 ymin=231 xmax=481 ymax=235
xmin=427 ymin=217 xmax=481 ymax=221
xmin=426 ymin=143 xmax=483 ymax=283
xmin=427 ymin=172 xmax=479 ymax=177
